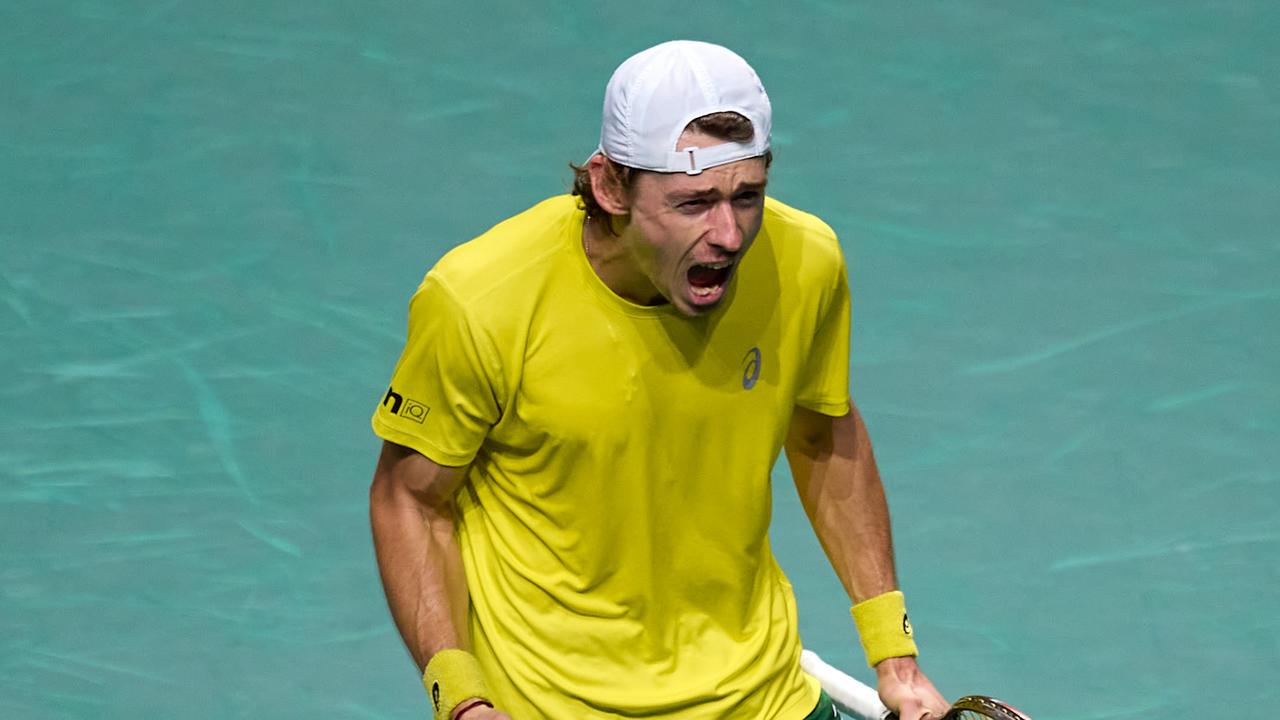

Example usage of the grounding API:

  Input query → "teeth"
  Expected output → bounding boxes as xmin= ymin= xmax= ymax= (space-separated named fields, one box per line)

xmin=703 ymin=261 xmax=730 ymax=269
xmin=692 ymin=284 xmax=722 ymax=297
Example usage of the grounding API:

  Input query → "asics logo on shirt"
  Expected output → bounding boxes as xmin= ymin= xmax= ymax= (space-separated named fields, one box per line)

xmin=382 ymin=385 xmax=430 ymax=424
xmin=742 ymin=347 xmax=762 ymax=390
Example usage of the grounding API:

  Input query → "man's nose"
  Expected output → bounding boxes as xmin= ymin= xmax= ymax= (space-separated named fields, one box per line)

xmin=708 ymin=201 xmax=743 ymax=254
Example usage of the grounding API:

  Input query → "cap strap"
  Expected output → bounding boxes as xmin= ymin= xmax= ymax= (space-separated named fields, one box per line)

xmin=666 ymin=141 xmax=761 ymax=175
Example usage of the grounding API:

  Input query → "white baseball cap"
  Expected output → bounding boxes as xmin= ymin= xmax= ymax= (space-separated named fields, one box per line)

xmin=595 ymin=40 xmax=772 ymax=175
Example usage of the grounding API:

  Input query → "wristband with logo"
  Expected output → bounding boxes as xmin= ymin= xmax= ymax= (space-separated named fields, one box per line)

xmin=850 ymin=590 xmax=919 ymax=667
xmin=422 ymin=649 xmax=491 ymax=720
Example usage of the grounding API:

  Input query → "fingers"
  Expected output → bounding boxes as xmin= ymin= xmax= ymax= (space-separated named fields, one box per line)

xmin=922 ymin=687 xmax=949 ymax=719
xmin=875 ymin=660 xmax=951 ymax=720
xmin=895 ymin=698 xmax=949 ymax=720
xmin=895 ymin=698 xmax=925 ymax=720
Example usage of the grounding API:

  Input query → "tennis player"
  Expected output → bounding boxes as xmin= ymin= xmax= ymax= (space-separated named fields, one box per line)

xmin=369 ymin=40 xmax=948 ymax=720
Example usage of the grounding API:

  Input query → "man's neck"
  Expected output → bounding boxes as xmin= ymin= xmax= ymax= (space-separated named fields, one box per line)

xmin=582 ymin=217 xmax=665 ymax=307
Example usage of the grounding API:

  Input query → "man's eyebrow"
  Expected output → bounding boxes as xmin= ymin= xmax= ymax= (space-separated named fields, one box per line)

xmin=668 ymin=181 xmax=768 ymax=201
xmin=667 ymin=188 xmax=714 ymax=202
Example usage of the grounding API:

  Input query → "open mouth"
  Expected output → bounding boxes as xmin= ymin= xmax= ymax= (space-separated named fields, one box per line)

xmin=686 ymin=261 xmax=733 ymax=302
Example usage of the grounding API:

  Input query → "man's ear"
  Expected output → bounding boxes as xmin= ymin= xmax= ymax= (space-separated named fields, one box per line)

xmin=585 ymin=155 xmax=631 ymax=216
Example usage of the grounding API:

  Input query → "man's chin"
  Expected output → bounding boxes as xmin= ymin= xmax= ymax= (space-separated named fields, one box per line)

xmin=677 ymin=281 xmax=729 ymax=316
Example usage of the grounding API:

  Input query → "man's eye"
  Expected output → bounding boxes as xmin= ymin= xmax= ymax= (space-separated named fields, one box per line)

xmin=679 ymin=199 xmax=708 ymax=210
xmin=733 ymin=192 xmax=760 ymax=204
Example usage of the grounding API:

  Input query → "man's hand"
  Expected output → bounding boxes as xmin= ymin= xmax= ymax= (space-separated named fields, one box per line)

xmin=450 ymin=700 xmax=512 ymax=720
xmin=875 ymin=656 xmax=948 ymax=720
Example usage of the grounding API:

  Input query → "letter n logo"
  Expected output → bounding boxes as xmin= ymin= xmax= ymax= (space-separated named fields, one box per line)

xmin=382 ymin=385 xmax=403 ymax=414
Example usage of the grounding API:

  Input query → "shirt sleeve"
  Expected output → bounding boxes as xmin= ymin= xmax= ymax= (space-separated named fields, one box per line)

xmin=370 ymin=273 xmax=503 ymax=466
xmin=794 ymin=248 xmax=851 ymax=417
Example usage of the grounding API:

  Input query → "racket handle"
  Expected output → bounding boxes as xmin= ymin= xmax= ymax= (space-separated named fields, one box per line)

xmin=800 ymin=650 xmax=891 ymax=720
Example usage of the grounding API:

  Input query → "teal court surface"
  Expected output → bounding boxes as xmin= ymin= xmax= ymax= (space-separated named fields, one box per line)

xmin=2 ymin=3 xmax=1277 ymax=718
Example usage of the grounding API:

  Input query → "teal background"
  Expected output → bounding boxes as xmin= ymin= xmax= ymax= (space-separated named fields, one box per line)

xmin=3 ymin=2 xmax=1277 ymax=718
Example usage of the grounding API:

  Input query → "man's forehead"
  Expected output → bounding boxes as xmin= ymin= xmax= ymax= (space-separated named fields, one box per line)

xmin=650 ymin=158 xmax=769 ymax=194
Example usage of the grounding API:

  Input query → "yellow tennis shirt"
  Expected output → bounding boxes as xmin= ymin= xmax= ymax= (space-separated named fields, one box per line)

xmin=372 ymin=194 xmax=851 ymax=719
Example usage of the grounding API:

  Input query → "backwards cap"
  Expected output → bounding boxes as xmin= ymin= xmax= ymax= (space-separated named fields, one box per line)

xmin=596 ymin=40 xmax=772 ymax=175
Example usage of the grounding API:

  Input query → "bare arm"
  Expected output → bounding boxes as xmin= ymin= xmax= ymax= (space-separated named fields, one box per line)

xmin=368 ymin=440 xmax=472 ymax=669
xmin=369 ymin=442 xmax=513 ymax=719
xmin=785 ymin=401 xmax=896 ymax=602
xmin=785 ymin=401 xmax=947 ymax=720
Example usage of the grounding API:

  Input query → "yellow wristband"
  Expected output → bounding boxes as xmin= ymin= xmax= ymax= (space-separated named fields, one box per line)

xmin=422 ymin=649 xmax=491 ymax=720
xmin=851 ymin=590 xmax=919 ymax=667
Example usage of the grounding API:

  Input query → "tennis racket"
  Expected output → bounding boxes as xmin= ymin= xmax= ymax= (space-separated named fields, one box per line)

xmin=801 ymin=650 xmax=1031 ymax=720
